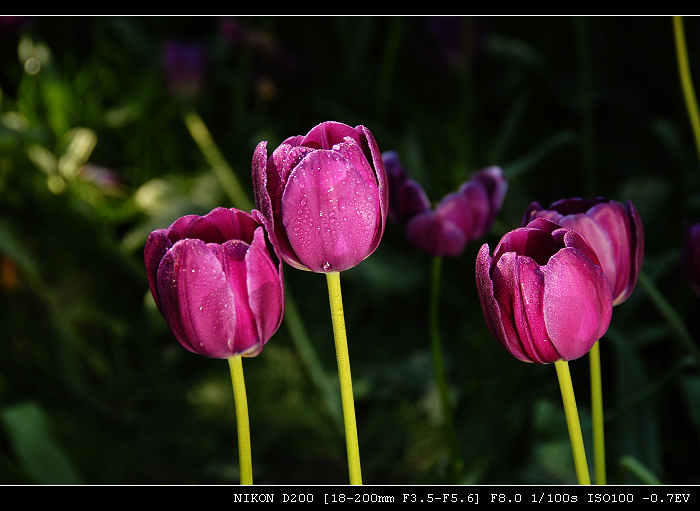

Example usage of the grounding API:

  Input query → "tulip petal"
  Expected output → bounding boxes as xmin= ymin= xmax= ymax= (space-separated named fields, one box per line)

xmin=406 ymin=211 xmax=466 ymax=257
xmin=156 ymin=239 xmax=237 ymax=359
xmin=280 ymin=135 xmax=304 ymax=147
xmin=358 ymin=125 xmax=388 ymax=255
xmin=456 ymin=181 xmax=489 ymax=239
xmin=493 ymin=226 xmax=562 ymax=266
xmin=245 ymin=227 xmax=284 ymax=349
xmin=586 ymin=202 xmax=632 ymax=303
xmin=552 ymin=228 xmax=601 ymax=267
xmin=542 ymin=247 xmax=612 ymax=361
xmin=524 ymin=216 xmax=562 ymax=233
xmin=398 ymin=179 xmax=431 ymax=222
xmin=144 ymin=229 xmax=171 ymax=309
xmin=252 ymin=141 xmax=273 ymax=223
xmin=271 ymin=144 xmax=316 ymax=191
xmin=557 ymin=213 xmax=619 ymax=300
xmin=384 ymin=151 xmax=406 ymax=221
xmin=187 ymin=207 xmax=258 ymax=244
xmin=382 ymin=150 xmax=404 ymax=182
xmin=488 ymin=251 xmax=532 ymax=362
xmin=332 ymin=137 xmax=376 ymax=187
xmin=281 ymin=149 xmax=380 ymax=272
xmin=252 ymin=141 xmax=308 ymax=270
xmin=550 ymin=197 xmax=606 ymax=215
xmin=358 ymin=125 xmax=388 ymax=223
xmin=476 ymin=244 xmax=531 ymax=362
xmin=214 ymin=239 xmax=260 ymax=355
xmin=514 ymin=256 xmax=561 ymax=363
xmin=301 ymin=121 xmax=362 ymax=150
xmin=472 ymin=166 xmax=508 ymax=218
xmin=435 ymin=191 xmax=472 ymax=241
xmin=167 ymin=214 xmax=200 ymax=243
xmin=521 ymin=201 xmax=544 ymax=226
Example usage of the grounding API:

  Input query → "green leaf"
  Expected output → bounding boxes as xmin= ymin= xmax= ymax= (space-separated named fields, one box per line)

xmin=620 ymin=455 xmax=662 ymax=485
xmin=503 ymin=131 xmax=577 ymax=180
xmin=488 ymin=93 xmax=530 ymax=163
xmin=485 ymin=34 xmax=545 ymax=68
xmin=608 ymin=331 xmax=663 ymax=479
xmin=1 ymin=402 xmax=82 ymax=483
xmin=681 ymin=375 xmax=700 ymax=431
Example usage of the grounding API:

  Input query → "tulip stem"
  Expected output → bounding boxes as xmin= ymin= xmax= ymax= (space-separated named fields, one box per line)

xmin=429 ymin=257 xmax=460 ymax=476
xmin=554 ymin=360 xmax=591 ymax=485
xmin=673 ymin=16 xmax=700 ymax=163
xmin=183 ymin=110 xmax=253 ymax=210
xmin=325 ymin=271 xmax=362 ymax=485
xmin=227 ymin=355 xmax=253 ymax=485
xmin=589 ymin=341 xmax=606 ymax=484
xmin=183 ymin=110 xmax=342 ymax=435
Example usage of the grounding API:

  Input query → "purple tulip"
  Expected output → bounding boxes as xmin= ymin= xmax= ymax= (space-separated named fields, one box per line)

xmin=144 ymin=207 xmax=284 ymax=358
xmin=382 ymin=151 xmax=431 ymax=223
xmin=405 ymin=166 xmax=508 ymax=257
xmin=162 ymin=41 xmax=206 ymax=98
xmin=252 ymin=121 xmax=388 ymax=273
xmin=523 ymin=197 xmax=644 ymax=306
xmin=476 ymin=218 xmax=612 ymax=363
xmin=683 ymin=223 xmax=700 ymax=295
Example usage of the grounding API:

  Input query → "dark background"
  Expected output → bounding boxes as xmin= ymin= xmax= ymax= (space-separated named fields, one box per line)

xmin=0 ymin=15 xmax=698 ymax=484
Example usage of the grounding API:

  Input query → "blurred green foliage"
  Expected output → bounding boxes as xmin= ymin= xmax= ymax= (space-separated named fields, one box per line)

xmin=0 ymin=16 xmax=699 ymax=484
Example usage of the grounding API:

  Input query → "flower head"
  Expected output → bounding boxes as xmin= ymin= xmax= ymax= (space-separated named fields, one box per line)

xmin=144 ymin=207 xmax=284 ymax=358
xmin=476 ymin=218 xmax=612 ymax=363
xmin=400 ymin=166 xmax=507 ymax=257
xmin=252 ymin=121 xmax=387 ymax=273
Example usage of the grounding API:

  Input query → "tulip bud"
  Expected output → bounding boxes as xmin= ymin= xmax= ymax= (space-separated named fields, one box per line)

xmin=683 ymin=223 xmax=700 ymax=295
xmin=405 ymin=166 xmax=507 ymax=257
xmin=252 ymin=121 xmax=388 ymax=273
xmin=144 ymin=207 xmax=284 ymax=358
xmin=382 ymin=151 xmax=431 ymax=223
xmin=476 ymin=218 xmax=612 ymax=363
xmin=523 ymin=197 xmax=644 ymax=306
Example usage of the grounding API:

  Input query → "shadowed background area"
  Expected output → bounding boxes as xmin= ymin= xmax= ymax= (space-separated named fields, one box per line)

xmin=0 ymin=15 xmax=699 ymax=484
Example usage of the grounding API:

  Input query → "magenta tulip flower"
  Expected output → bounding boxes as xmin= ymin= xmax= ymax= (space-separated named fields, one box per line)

xmin=523 ymin=197 xmax=644 ymax=306
xmin=144 ymin=207 xmax=284 ymax=358
xmin=252 ymin=121 xmax=388 ymax=273
xmin=406 ymin=166 xmax=507 ymax=257
xmin=476 ymin=218 xmax=612 ymax=363
xmin=683 ymin=223 xmax=700 ymax=295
